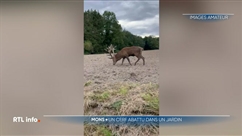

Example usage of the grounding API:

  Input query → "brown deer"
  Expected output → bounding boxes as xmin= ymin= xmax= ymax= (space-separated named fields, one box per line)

xmin=106 ymin=45 xmax=145 ymax=65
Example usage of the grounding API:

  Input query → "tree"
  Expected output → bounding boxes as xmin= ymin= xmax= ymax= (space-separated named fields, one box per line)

xmin=84 ymin=9 xmax=104 ymax=53
xmin=143 ymin=36 xmax=159 ymax=50
xmin=102 ymin=11 xmax=124 ymax=50
xmin=84 ymin=40 xmax=93 ymax=54
xmin=84 ymin=10 xmax=159 ymax=54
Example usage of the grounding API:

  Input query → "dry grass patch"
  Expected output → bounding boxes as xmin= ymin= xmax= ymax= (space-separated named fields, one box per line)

xmin=85 ymin=80 xmax=92 ymax=87
xmin=84 ymin=82 xmax=159 ymax=136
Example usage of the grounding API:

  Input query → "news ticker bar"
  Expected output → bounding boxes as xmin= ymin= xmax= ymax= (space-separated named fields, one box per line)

xmin=43 ymin=115 xmax=230 ymax=126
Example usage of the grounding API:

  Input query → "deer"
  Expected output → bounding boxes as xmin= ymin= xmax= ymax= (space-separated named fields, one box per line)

xmin=106 ymin=44 xmax=145 ymax=66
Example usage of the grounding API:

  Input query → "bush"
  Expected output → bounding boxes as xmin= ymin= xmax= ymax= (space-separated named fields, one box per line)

xmin=84 ymin=41 xmax=93 ymax=54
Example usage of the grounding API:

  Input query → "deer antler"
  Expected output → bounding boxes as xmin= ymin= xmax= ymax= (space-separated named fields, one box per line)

xmin=105 ymin=47 xmax=110 ymax=54
xmin=106 ymin=44 xmax=115 ymax=59
xmin=110 ymin=44 xmax=116 ymax=54
xmin=108 ymin=52 xmax=113 ymax=59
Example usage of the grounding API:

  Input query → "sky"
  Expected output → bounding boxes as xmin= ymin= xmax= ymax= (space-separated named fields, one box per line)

xmin=84 ymin=0 xmax=159 ymax=38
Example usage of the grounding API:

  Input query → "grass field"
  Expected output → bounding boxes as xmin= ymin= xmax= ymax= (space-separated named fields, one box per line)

xmin=84 ymin=50 xmax=159 ymax=136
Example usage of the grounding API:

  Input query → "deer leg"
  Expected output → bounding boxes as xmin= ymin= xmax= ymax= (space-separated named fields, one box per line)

xmin=126 ymin=57 xmax=132 ymax=65
xmin=122 ymin=58 xmax=125 ymax=65
xmin=141 ymin=56 xmax=145 ymax=65
xmin=135 ymin=57 xmax=140 ymax=65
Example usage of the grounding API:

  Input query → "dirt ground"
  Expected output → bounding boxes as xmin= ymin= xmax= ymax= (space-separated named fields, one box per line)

xmin=84 ymin=50 xmax=159 ymax=86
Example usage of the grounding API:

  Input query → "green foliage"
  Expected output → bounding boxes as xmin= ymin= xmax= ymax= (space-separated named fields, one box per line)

xmin=84 ymin=9 xmax=159 ymax=54
xmin=84 ymin=41 xmax=93 ymax=54
xmin=110 ymin=100 xmax=122 ymax=111
xmin=91 ymin=92 xmax=110 ymax=102
xmin=144 ymin=36 xmax=159 ymax=50
xmin=119 ymin=86 xmax=128 ymax=95
xmin=142 ymin=93 xmax=159 ymax=113
xmin=98 ymin=126 xmax=112 ymax=136
xmin=84 ymin=80 xmax=92 ymax=86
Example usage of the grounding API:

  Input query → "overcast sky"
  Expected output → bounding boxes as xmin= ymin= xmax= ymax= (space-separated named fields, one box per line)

xmin=84 ymin=0 xmax=159 ymax=38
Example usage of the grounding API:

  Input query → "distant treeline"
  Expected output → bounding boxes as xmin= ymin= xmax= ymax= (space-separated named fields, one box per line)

xmin=84 ymin=9 xmax=159 ymax=54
